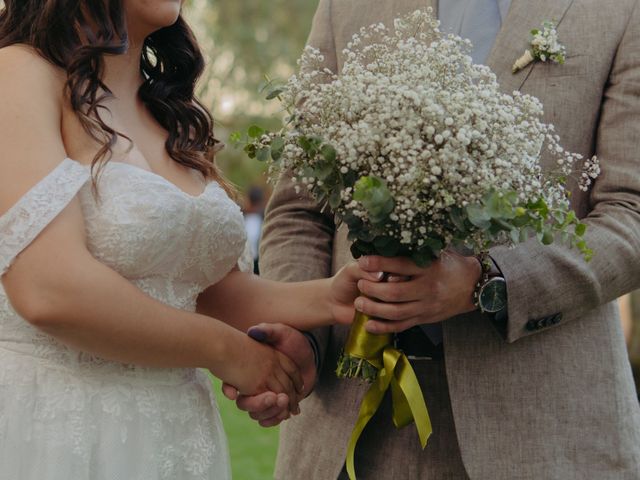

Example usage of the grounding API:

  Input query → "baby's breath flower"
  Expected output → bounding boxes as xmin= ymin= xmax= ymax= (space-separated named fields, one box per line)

xmin=247 ymin=9 xmax=598 ymax=263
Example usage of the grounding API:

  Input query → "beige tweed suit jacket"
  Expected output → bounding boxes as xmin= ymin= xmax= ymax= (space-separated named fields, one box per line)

xmin=260 ymin=0 xmax=640 ymax=478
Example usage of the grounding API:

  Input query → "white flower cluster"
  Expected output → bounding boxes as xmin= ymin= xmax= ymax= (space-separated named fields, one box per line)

xmin=259 ymin=9 xmax=597 ymax=257
xmin=531 ymin=21 xmax=567 ymax=64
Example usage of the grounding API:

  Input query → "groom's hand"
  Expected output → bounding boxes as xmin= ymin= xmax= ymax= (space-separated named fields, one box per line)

xmin=222 ymin=323 xmax=317 ymax=427
xmin=355 ymin=253 xmax=482 ymax=333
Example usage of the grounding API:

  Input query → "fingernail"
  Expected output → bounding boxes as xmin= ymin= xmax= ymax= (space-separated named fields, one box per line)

xmin=355 ymin=298 xmax=364 ymax=311
xmin=375 ymin=271 xmax=384 ymax=280
xmin=248 ymin=328 xmax=267 ymax=342
xmin=264 ymin=397 xmax=274 ymax=408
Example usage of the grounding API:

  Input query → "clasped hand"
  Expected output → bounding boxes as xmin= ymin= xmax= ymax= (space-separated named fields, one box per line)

xmin=224 ymin=252 xmax=481 ymax=426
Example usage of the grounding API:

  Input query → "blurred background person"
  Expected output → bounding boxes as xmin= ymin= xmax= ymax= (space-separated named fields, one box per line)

xmin=244 ymin=185 xmax=267 ymax=274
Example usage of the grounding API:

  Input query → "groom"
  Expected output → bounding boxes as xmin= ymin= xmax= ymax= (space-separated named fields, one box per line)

xmin=228 ymin=0 xmax=640 ymax=478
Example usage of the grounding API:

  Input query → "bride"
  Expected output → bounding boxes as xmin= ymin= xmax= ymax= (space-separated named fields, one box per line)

xmin=0 ymin=1 xmax=376 ymax=478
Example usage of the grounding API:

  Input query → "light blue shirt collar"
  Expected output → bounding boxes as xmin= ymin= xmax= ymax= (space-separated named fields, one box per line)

xmin=497 ymin=0 xmax=512 ymax=21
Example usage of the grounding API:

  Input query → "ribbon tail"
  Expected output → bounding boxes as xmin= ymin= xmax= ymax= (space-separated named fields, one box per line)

xmin=388 ymin=351 xmax=433 ymax=449
xmin=346 ymin=371 xmax=392 ymax=480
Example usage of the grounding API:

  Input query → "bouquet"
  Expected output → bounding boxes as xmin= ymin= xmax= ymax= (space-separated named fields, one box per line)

xmin=236 ymin=9 xmax=599 ymax=479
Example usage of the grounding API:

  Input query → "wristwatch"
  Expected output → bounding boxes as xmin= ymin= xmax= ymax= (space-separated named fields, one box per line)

xmin=473 ymin=254 xmax=508 ymax=315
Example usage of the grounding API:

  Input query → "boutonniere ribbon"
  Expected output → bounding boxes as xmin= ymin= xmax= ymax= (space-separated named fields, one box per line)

xmin=513 ymin=21 xmax=567 ymax=74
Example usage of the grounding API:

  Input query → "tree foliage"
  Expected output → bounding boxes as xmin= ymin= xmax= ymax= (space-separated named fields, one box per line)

xmin=187 ymin=0 xmax=318 ymax=190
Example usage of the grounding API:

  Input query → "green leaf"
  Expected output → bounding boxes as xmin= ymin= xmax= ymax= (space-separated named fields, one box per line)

xmin=466 ymin=204 xmax=492 ymax=229
xmin=266 ymin=87 xmax=285 ymax=100
xmin=412 ymin=249 xmax=435 ymax=267
xmin=314 ymin=162 xmax=334 ymax=180
xmin=321 ymin=144 xmax=337 ymax=163
xmin=492 ymin=218 xmax=515 ymax=232
xmin=229 ymin=131 xmax=243 ymax=146
xmin=298 ymin=136 xmax=323 ymax=156
xmin=575 ymin=222 xmax=587 ymax=237
xmin=248 ymin=125 xmax=265 ymax=139
xmin=353 ymin=176 xmax=395 ymax=224
xmin=423 ymin=237 xmax=444 ymax=254
xmin=449 ymin=207 xmax=468 ymax=232
xmin=373 ymin=236 xmax=401 ymax=257
xmin=297 ymin=136 xmax=312 ymax=153
xmin=329 ymin=190 xmax=342 ymax=209
xmin=562 ymin=210 xmax=577 ymax=228
xmin=270 ymin=137 xmax=285 ymax=161
xmin=527 ymin=198 xmax=549 ymax=218
xmin=243 ymin=143 xmax=257 ymax=159
xmin=256 ymin=147 xmax=271 ymax=162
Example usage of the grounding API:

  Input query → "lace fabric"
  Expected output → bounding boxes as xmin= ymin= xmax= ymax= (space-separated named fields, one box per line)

xmin=0 ymin=159 xmax=89 ymax=275
xmin=0 ymin=158 xmax=249 ymax=479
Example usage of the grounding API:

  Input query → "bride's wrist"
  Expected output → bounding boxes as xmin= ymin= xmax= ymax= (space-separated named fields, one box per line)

xmin=325 ymin=277 xmax=341 ymax=325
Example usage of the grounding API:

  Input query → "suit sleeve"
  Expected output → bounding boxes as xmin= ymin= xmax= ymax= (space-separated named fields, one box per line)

xmin=489 ymin=0 xmax=640 ymax=343
xmin=259 ymin=0 xmax=339 ymax=372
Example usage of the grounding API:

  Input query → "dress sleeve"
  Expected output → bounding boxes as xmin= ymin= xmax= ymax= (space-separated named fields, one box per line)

xmin=0 ymin=158 xmax=90 ymax=275
xmin=236 ymin=239 xmax=255 ymax=274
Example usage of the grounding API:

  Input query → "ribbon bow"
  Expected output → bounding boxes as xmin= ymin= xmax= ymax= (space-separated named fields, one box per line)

xmin=343 ymin=312 xmax=432 ymax=480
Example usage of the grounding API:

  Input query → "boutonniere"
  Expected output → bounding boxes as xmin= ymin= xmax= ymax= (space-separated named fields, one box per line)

xmin=512 ymin=21 xmax=567 ymax=74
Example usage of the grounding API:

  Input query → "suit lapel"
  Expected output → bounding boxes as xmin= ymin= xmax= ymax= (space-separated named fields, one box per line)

xmin=486 ymin=0 xmax=575 ymax=93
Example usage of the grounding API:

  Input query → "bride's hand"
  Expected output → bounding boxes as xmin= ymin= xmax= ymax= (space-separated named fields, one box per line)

xmin=329 ymin=262 xmax=384 ymax=324
xmin=221 ymin=340 xmax=304 ymax=413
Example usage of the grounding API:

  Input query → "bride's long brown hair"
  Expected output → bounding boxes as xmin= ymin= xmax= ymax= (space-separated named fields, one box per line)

xmin=0 ymin=0 xmax=231 ymax=191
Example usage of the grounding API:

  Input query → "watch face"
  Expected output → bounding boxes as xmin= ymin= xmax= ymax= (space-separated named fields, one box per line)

xmin=479 ymin=278 xmax=507 ymax=314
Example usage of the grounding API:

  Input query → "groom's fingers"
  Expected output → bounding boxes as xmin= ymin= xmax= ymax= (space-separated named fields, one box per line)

xmin=355 ymin=295 xmax=422 ymax=321
xmin=277 ymin=352 xmax=305 ymax=396
xmin=235 ymin=392 xmax=279 ymax=412
xmin=259 ymin=413 xmax=289 ymax=428
xmin=249 ymin=405 xmax=286 ymax=422
xmin=365 ymin=317 xmax=421 ymax=334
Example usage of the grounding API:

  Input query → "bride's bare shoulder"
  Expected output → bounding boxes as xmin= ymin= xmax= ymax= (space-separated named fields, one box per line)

xmin=0 ymin=44 xmax=66 ymax=100
xmin=0 ymin=45 xmax=70 ymax=211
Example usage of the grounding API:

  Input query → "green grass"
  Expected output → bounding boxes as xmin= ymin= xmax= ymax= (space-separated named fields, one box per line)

xmin=211 ymin=377 xmax=279 ymax=480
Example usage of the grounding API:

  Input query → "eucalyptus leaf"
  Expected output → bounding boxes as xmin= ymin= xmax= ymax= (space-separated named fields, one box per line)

xmin=329 ymin=190 xmax=342 ymax=209
xmin=270 ymin=137 xmax=285 ymax=161
xmin=321 ymin=144 xmax=337 ymax=163
xmin=466 ymin=204 xmax=492 ymax=228
xmin=256 ymin=147 xmax=271 ymax=162
xmin=266 ymin=87 xmax=285 ymax=100
xmin=248 ymin=125 xmax=265 ymax=139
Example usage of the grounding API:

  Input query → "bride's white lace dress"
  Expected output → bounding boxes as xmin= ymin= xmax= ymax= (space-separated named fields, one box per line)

xmin=0 ymin=158 xmax=252 ymax=479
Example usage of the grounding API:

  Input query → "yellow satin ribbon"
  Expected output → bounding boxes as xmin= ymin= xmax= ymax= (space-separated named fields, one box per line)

xmin=343 ymin=312 xmax=432 ymax=480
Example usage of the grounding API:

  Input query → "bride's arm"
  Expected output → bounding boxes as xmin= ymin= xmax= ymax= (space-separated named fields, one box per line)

xmin=0 ymin=46 xmax=302 ymax=401
xmin=196 ymin=266 xmax=382 ymax=332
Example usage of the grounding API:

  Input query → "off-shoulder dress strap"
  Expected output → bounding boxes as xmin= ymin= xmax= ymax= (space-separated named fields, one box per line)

xmin=0 ymin=158 xmax=90 ymax=275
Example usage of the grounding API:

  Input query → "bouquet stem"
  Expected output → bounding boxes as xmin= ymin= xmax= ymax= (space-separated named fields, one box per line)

xmin=336 ymin=310 xmax=392 ymax=382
